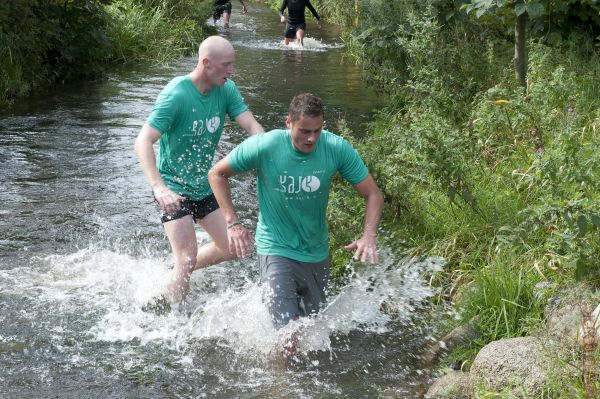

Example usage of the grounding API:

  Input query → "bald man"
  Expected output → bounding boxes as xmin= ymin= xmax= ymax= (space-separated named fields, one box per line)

xmin=135 ymin=36 xmax=264 ymax=308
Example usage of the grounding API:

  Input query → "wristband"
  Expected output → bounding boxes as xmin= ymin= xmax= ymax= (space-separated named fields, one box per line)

xmin=227 ymin=221 xmax=243 ymax=230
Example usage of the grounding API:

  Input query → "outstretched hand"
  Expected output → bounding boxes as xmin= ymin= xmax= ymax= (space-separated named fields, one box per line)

xmin=227 ymin=224 xmax=253 ymax=258
xmin=242 ymin=4 xmax=247 ymax=14
xmin=344 ymin=234 xmax=379 ymax=264
xmin=317 ymin=20 xmax=322 ymax=29
xmin=153 ymin=187 xmax=185 ymax=214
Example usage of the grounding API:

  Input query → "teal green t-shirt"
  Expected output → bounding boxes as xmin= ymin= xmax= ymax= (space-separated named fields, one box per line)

xmin=146 ymin=76 xmax=248 ymax=200
xmin=228 ymin=129 xmax=369 ymax=262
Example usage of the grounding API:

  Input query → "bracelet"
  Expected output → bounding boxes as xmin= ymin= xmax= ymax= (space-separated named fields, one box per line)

xmin=227 ymin=221 xmax=243 ymax=230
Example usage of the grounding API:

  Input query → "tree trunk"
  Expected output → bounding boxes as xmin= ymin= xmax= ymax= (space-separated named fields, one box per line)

xmin=514 ymin=11 xmax=528 ymax=88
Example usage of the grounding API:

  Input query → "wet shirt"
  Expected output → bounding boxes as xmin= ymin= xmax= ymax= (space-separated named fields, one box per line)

xmin=279 ymin=0 xmax=320 ymax=25
xmin=228 ymin=129 xmax=368 ymax=262
xmin=147 ymin=76 xmax=248 ymax=200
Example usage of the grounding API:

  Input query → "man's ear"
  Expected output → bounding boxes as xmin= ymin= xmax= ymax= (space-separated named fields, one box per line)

xmin=202 ymin=58 xmax=210 ymax=66
xmin=285 ymin=115 xmax=291 ymax=128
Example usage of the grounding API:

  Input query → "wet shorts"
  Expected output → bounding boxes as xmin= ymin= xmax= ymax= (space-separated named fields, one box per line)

xmin=258 ymin=254 xmax=330 ymax=328
xmin=284 ymin=22 xmax=307 ymax=39
xmin=213 ymin=1 xmax=232 ymax=21
xmin=158 ymin=194 xmax=219 ymax=224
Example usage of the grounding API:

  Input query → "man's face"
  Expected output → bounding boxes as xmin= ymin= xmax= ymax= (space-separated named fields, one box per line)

xmin=206 ymin=49 xmax=235 ymax=87
xmin=286 ymin=114 xmax=323 ymax=153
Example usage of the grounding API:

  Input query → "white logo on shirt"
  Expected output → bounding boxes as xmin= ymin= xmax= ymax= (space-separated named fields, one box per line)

xmin=301 ymin=176 xmax=320 ymax=192
xmin=279 ymin=175 xmax=321 ymax=194
xmin=192 ymin=119 xmax=204 ymax=136
xmin=206 ymin=116 xmax=221 ymax=133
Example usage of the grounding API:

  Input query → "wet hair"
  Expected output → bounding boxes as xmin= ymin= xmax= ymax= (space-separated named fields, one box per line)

xmin=288 ymin=93 xmax=324 ymax=122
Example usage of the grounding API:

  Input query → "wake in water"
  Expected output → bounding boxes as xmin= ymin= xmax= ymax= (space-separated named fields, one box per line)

xmin=1 ymin=243 xmax=443 ymax=361
xmin=0 ymin=240 xmax=443 ymax=397
xmin=231 ymin=37 xmax=343 ymax=52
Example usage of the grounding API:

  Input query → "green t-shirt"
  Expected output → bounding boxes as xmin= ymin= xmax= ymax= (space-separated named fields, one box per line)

xmin=147 ymin=76 xmax=248 ymax=200
xmin=228 ymin=129 xmax=369 ymax=262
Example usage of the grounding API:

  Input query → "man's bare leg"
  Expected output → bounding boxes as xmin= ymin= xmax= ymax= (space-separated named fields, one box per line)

xmin=296 ymin=29 xmax=305 ymax=46
xmin=194 ymin=209 xmax=236 ymax=271
xmin=164 ymin=215 xmax=198 ymax=303
xmin=164 ymin=210 xmax=236 ymax=303
xmin=223 ymin=11 xmax=231 ymax=28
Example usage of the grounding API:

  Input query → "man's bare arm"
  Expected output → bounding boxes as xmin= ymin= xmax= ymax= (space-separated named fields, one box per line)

xmin=235 ymin=111 xmax=264 ymax=136
xmin=208 ymin=157 xmax=253 ymax=257
xmin=134 ymin=124 xmax=184 ymax=213
xmin=344 ymin=174 xmax=384 ymax=263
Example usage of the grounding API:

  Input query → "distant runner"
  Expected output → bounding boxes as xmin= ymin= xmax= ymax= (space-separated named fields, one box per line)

xmin=213 ymin=0 xmax=248 ymax=28
xmin=278 ymin=0 xmax=322 ymax=46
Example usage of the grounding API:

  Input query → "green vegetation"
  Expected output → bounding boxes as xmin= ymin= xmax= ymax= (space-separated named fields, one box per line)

xmin=0 ymin=0 xmax=212 ymax=106
xmin=2 ymin=0 xmax=600 ymax=394
xmin=106 ymin=0 xmax=213 ymax=64
xmin=326 ymin=1 xmax=600 ymax=394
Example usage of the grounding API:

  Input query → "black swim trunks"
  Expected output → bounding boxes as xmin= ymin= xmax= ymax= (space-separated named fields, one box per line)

xmin=157 ymin=194 xmax=219 ymax=223
xmin=284 ymin=22 xmax=307 ymax=39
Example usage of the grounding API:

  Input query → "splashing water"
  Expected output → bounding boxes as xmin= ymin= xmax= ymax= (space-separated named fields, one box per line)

xmin=2 ymin=243 xmax=442 ymax=355
xmin=0 ymin=3 xmax=416 ymax=396
xmin=230 ymin=37 xmax=342 ymax=52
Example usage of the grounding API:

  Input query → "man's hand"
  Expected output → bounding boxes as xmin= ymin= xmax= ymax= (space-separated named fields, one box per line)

xmin=227 ymin=224 xmax=253 ymax=257
xmin=153 ymin=187 xmax=185 ymax=214
xmin=317 ymin=20 xmax=322 ymax=29
xmin=344 ymin=234 xmax=378 ymax=264
xmin=280 ymin=15 xmax=286 ymax=24
xmin=242 ymin=4 xmax=247 ymax=14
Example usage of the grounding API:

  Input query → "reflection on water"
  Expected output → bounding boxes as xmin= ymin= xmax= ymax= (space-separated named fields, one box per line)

xmin=0 ymin=3 xmax=439 ymax=398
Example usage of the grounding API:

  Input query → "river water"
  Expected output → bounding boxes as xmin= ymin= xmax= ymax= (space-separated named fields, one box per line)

xmin=0 ymin=3 xmax=442 ymax=398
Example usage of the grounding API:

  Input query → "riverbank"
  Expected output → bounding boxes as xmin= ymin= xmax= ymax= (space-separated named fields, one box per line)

xmin=329 ymin=2 xmax=599 ymax=397
xmin=0 ymin=0 xmax=213 ymax=107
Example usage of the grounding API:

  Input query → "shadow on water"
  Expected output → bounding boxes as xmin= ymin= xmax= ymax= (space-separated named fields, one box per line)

xmin=0 ymin=2 xmax=441 ymax=398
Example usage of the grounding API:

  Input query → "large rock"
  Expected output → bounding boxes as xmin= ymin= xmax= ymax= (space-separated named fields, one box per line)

xmin=425 ymin=371 xmax=471 ymax=399
xmin=470 ymin=336 xmax=547 ymax=396
xmin=544 ymin=285 xmax=600 ymax=343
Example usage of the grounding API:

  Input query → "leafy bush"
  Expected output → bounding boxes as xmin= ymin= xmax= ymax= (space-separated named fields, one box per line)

xmin=326 ymin=2 xmax=599 ymax=367
xmin=0 ymin=0 xmax=212 ymax=105
xmin=0 ymin=0 xmax=113 ymax=103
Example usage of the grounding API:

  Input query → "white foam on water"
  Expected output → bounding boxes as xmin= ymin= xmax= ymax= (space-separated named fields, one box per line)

xmin=232 ymin=37 xmax=342 ymax=52
xmin=2 ymin=240 xmax=442 ymax=362
xmin=206 ymin=17 xmax=257 ymax=32
xmin=228 ymin=21 xmax=257 ymax=31
xmin=183 ymin=283 xmax=276 ymax=354
xmin=181 ymin=251 xmax=443 ymax=359
xmin=289 ymin=254 xmax=444 ymax=354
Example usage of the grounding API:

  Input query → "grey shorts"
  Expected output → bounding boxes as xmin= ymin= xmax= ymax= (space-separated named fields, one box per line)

xmin=258 ymin=254 xmax=330 ymax=328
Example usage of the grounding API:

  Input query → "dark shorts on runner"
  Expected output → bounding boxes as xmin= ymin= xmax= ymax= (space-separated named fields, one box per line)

xmin=213 ymin=1 xmax=232 ymax=21
xmin=284 ymin=22 xmax=307 ymax=39
xmin=157 ymin=194 xmax=219 ymax=224
xmin=258 ymin=254 xmax=330 ymax=328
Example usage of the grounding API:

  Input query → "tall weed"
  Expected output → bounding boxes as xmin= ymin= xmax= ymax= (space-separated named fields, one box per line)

xmin=107 ymin=0 xmax=211 ymax=64
xmin=459 ymin=254 xmax=545 ymax=343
